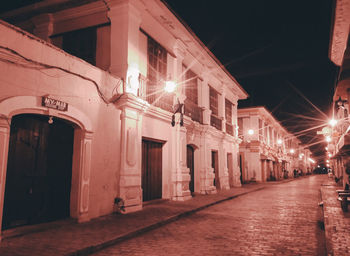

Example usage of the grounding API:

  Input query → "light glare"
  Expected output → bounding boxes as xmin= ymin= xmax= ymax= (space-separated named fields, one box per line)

xmin=164 ymin=80 xmax=177 ymax=93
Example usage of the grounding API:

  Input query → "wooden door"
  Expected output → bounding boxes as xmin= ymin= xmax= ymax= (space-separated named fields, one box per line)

xmin=2 ymin=114 xmax=73 ymax=230
xmin=212 ymin=151 xmax=219 ymax=188
xmin=142 ymin=140 xmax=163 ymax=201
xmin=187 ymin=145 xmax=195 ymax=193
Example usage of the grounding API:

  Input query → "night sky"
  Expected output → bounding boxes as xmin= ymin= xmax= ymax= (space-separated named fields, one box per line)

xmin=165 ymin=0 xmax=338 ymax=163
xmin=0 ymin=0 xmax=338 ymax=163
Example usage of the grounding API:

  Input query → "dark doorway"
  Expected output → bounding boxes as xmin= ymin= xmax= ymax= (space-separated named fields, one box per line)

xmin=142 ymin=139 xmax=163 ymax=201
xmin=2 ymin=114 xmax=74 ymax=230
xmin=212 ymin=151 xmax=219 ymax=189
xmin=239 ymin=154 xmax=243 ymax=183
xmin=187 ymin=145 xmax=195 ymax=193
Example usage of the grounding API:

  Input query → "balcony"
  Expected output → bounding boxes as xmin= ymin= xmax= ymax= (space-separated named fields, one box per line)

xmin=210 ymin=114 xmax=222 ymax=131
xmin=184 ymin=99 xmax=203 ymax=124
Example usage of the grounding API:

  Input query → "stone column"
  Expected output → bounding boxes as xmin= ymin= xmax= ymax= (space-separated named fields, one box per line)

xmin=169 ymin=40 xmax=191 ymax=201
xmin=31 ymin=14 xmax=54 ymax=42
xmin=107 ymin=0 xmax=141 ymax=95
xmin=115 ymin=93 xmax=147 ymax=212
xmin=200 ymin=71 xmax=211 ymax=125
xmin=0 ymin=117 xmax=10 ymax=238
xmin=171 ymin=118 xmax=192 ymax=201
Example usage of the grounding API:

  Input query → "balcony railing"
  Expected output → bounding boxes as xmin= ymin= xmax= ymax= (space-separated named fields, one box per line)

xmin=226 ymin=123 xmax=233 ymax=136
xmin=138 ymin=75 xmax=174 ymax=112
xmin=184 ymin=99 xmax=203 ymax=124
xmin=211 ymin=114 xmax=222 ymax=131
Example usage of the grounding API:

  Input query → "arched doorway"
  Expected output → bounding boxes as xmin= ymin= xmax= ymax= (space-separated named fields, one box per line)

xmin=2 ymin=114 xmax=74 ymax=230
xmin=187 ymin=145 xmax=195 ymax=193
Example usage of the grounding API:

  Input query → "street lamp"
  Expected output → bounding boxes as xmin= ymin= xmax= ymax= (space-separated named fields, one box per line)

xmin=290 ymin=149 xmax=295 ymax=154
xmin=325 ymin=136 xmax=331 ymax=142
xmin=277 ymin=139 xmax=282 ymax=145
xmin=329 ymin=119 xmax=337 ymax=127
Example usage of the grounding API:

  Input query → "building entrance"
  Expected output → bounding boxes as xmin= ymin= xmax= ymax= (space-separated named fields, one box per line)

xmin=2 ymin=114 xmax=74 ymax=230
xmin=187 ymin=145 xmax=195 ymax=193
xmin=142 ymin=139 xmax=163 ymax=202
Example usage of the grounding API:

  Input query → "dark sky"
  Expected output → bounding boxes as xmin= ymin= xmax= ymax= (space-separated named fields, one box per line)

xmin=1 ymin=0 xmax=337 ymax=163
xmin=165 ymin=0 xmax=338 ymax=163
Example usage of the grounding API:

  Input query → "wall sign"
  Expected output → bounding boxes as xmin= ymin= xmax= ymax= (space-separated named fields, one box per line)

xmin=42 ymin=97 xmax=68 ymax=111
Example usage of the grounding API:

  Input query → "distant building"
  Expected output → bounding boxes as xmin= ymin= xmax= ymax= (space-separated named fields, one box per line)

xmin=0 ymin=0 xmax=248 ymax=234
xmin=237 ymin=107 xmax=309 ymax=182
xmin=328 ymin=0 xmax=350 ymax=188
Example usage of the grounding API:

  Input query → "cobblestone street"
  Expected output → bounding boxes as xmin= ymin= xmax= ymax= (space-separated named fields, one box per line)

xmin=92 ymin=176 xmax=326 ymax=256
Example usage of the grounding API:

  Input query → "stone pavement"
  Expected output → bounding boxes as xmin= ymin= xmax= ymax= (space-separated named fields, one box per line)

xmin=91 ymin=175 xmax=326 ymax=256
xmin=320 ymin=177 xmax=350 ymax=256
xmin=0 ymin=175 xmax=333 ymax=256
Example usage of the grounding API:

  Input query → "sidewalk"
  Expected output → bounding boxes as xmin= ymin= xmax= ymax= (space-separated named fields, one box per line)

xmin=0 ymin=178 xmax=303 ymax=256
xmin=320 ymin=177 xmax=350 ymax=256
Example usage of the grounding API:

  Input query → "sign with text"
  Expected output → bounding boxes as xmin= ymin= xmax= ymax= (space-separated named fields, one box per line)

xmin=41 ymin=97 xmax=68 ymax=111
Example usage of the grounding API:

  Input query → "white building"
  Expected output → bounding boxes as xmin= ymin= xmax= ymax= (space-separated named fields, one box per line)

xmin=0 ymin=0 xmax=247 ymax=234
xmin=238 ymin=107 xmax=306 ymax=182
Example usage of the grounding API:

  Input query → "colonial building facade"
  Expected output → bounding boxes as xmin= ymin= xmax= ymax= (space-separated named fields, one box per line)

xmin=237 ymin=107 xmax=311 ymax=182
xmin=0 ymin=0 xmax=247 ymax=234
xmin=328 ymin=0 xmax=350 ymax=188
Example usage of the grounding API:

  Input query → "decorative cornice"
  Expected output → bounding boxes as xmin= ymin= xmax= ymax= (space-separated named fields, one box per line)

xmin=330 ymin=0 xmax=350 ymax=66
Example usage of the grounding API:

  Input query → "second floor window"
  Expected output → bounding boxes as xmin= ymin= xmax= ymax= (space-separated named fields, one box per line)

xmin=209 ymin=86 xmax=219 ymax=116
xmin=225 ymin=99 xmax=233 ymax=124
xmin=183 ymin=67 xmax=198 ymax=105
xmin=147 ymin=36 xmax=172 ymax=111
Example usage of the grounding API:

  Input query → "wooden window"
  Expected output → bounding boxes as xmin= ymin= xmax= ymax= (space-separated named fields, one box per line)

xmin=259 ymin=119 xmax=263 ymax=141
xmin=147 ymin=36 xmax=172 ymax=111
xmin=209 ymin=86 xmax=219 ymax=116
xmin=183 ymin=66 xmax=198 ymax=105
xmin=225 ymin=99 xmax=233 ymax=124
xmin=238 ymin=118 xmax=243 ymax=136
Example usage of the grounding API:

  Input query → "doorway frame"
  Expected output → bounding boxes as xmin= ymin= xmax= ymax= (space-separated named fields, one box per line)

xmin=0 ymin=96 xmax=93 ymax=234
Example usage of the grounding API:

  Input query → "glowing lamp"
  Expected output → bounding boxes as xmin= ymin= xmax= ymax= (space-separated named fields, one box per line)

xmin=325 ymin=147 xmax=328 ymax=151
xmin=277 ymin=139 xmax=282 ymax=145
xmin=329 ymin=119 xmax=337 ymax=127
xmin=290 ymin=149 xmax=295 ymax=154
xmin=164 ymin=80 xmax=177 ymax=93
xmin=248 ymin=129 xmax=254 ymax=135
xmin=325 ymin=136 xmax=331 ymax=142
xmin=326 ymin=160 xmax=329 ymax=163
xmin=328 ymin=153 xmax=332 ymax=157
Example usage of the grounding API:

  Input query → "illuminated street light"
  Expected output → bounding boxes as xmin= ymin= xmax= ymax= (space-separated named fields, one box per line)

xmin=325 ymin=147 xmax=328 ymax=151
xmin=326 ymin=160 xmax=329 ymax=163
xmin=277 ymin=139 xmax=282 ymax=145
xmin=329 ymin=119 xmax=337 ymax=127
xmin=248 ymin=129 xmax=254 ymax=135
xmin=317 ymin=165 xmax=320 ymax=168
xmin=328 ymin=153 xmax=332 ymax=158
xmin=164 ymin=80 xmax=177 ymax=93
xmin=325 ymin=136 xmax=331 ymax=142
xmin=308 ymin=158 xmax=315 ymax=163
xmin=290 ymin=149 xmax=295 ymax=154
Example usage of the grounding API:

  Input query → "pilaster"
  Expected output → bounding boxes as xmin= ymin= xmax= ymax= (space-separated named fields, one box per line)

xmin=199 ymin=126 xmax=216 ymax=194
xmin=114 ymin=93 xmax=148 ymax=212
xmin=171 ymin=114 xmax=191 ymax=201
xmin=107 ymin=0 xmax=142 ymax=95
xmin=0 ymin=117 xmax=10 ymax=238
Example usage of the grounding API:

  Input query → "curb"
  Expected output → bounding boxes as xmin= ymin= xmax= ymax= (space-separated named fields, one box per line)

xmin=66 ymin=186 xmax=266 ymax=256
